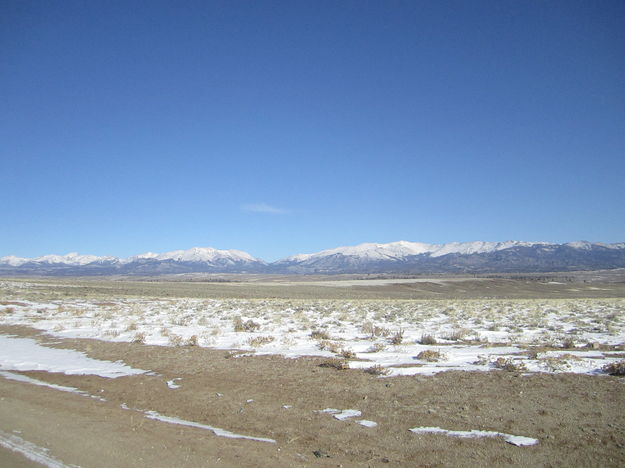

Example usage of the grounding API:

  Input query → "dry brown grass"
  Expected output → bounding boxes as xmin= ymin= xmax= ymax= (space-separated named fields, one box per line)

xmin=416 ymin=350 xmax=445 ymax=362
xmin=602 ymin=360 xmax=625 ymax=376
xmin=319 ymin=358 xmax=350 ymax=370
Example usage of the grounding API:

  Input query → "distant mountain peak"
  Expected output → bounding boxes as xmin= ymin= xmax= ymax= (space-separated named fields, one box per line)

xmin=1 ymin=241 xmax=624 ymax=275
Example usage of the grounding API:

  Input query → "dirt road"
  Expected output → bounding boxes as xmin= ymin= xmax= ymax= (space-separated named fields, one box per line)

xmin=1 ymin=325 xmax=624 ymax=467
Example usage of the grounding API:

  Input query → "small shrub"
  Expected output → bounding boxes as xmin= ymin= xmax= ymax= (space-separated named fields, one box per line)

xmin=365 ymin=342 xmax=386 ymax=353
xmin=319 ymin=359 xmax=350 ymax=370
xmin=416 ymin=350 xmax=445 ymax=362
xmin=493 ymin=357 xmax=527 ymax=372
xmin=602 ymin=360 xmax=625 ymax=376
xmin=310 ymin=330 xmax=331 ymax=340
xmin=419 ymin=334 xmax=437 ymax=345
xmin=364 ymin=364 xmax=390 ymax=376
xmin=168 ymin=334 xmax=183 ymax=347
xmin=247 ymin=335 xmax=275 ymax=347
xmin=541 ymin=356 xmax=570 ymax=372
xmin=390 ymin=329 xmax=404 ymax=345
xmin=473 ymin=354 xmax=490 ymax=366
xmin=132 ymin=332 xmax=146 ymax=344
xmin=362 ymin=322 xmax=390 ymax=338
xmin=526 ymin=348 xmax=539 ymax=359
xmin=318 ymin=340 xmax=343 ymax=353
xmin=443 ymin=328 xmax=470 ymax=341
xmin=233 ymin=316 xmax=261 ymax=332
xmin=186 ymin=335 xmax=199 ymax=346
xmin=339 ymin=348 xmax=356 ymax=359
xmin=125 ymin=321 xmax=138 ymax=331
xmin=561 ymin=337 xmax=576 ymax=349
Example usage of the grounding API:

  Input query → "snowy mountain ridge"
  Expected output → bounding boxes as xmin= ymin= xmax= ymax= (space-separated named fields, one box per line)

xmin=1 ymin=241 xmax=624 ymax=275
xmin=278 ymin=240 xmax=553 ymax=264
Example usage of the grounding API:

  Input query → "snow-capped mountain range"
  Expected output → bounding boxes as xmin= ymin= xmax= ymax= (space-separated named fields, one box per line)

xmin=1 ymin=241 xmax=625 ymax=275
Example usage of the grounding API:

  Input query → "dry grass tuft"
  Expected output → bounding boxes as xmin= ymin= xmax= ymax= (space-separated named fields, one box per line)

xmin=247 ymin=335 xmax=275 ymax=347
xmin=365 ymin=342 xmax=387 ymax=353
xmin=364 ymin=364 xmax=390 ymax=376
xmin=493 ymin=357 xmax=527 ymax=372
xmin=310 ymin=329 xmax=332 ymax=340
xmin=132 ymin=332 xmax=146 ymax=344
xmin=168 ymin=334 xmax=183 ymax=347
xmin=319 ymin=359 xmax=350 ymax=370
xmin=339 ymin=348 xmax=356 ymax=359
xmin=390 ymin=329 xmax=404 ymax=345
xmin=233 ymin=316 xmax=261 ymax=332
xmin=416 ymin=350 xmax=445 ymax=362
xmin=362 ymin=322 xmax=390 ymax=338
xmin=602 ymin=360 xmax=625 ymax=376
xmin=419 ymin=334 xmax=437 ymax=345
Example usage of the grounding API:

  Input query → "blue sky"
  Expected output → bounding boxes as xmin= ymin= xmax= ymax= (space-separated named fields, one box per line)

xmin=2 ymin=1 xmax=624 ymax=261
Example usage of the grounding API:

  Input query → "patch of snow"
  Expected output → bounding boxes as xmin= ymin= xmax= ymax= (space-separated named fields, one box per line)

xmin=0 ymin=335 xmax=147 ymax=378
xmin=167 ymin=378 xmax=181 ymax=389
xmin=319 ymin=408 xmax=362 ymax=420
xmin=279 ymin=240 xmax=553 ymax=264
xmin=143 ymin=410 xmax=276 ymax=443
xmin=356 ymin=420 xmax=378 ymax=428
xmin=409 ymin=426 xmax=538 ymax=446
xmin=0 ymin=370 xmax=105 ymax=401
xmin=0 ymin=429 xmax=73 ymax=468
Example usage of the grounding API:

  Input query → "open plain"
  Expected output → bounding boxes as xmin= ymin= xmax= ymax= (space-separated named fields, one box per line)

xmin=1 ymin=273 xmax=624 ymax=467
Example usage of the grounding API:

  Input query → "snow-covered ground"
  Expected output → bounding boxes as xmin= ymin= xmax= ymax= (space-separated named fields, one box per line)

xmin=1 ymin=281 xmax=623 ymax=376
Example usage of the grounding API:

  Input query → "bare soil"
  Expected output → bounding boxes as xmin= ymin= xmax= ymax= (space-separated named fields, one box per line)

xmin=1 ymin=324 xmax=624 ymax=467
xmin=2 ymin=273 xmax=625 ymax=301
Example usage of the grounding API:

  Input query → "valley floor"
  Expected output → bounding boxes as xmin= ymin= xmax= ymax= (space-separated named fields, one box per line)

xmin=0 ymin=276 xmax=624 ymax=466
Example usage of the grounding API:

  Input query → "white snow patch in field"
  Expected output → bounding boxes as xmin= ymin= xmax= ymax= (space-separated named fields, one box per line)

xmin=320 ymin=408 xmax=379 ymax=428
xmin=356 ymin=420 xmax=378 ymax=428
xmin=0 ymin=335 xmax=146 ymax=378
xmin=143 ymin=410 xmax=276 ymax=443
xmin=333 ymin=409 xmax=361 ymax=420
xmin=0 ymin=429 xmax=74 ymax=467
xmin=410 ymin=426 xmax=538 ymax=446
xmin=166 ymin=378 xmax=181 ymax=389
xmin=1 ymin=289 xmax=624 ymax=378
xmin=0 ymin=370 xmax=105 ymax=401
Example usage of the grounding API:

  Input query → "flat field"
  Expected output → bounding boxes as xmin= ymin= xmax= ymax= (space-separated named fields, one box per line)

xmin=1 ymin=274 xmax=624 ymax=466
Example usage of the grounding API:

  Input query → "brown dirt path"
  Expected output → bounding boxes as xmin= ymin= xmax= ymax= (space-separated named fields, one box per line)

xmin=1 ymin=325 xmax=624 ymax=467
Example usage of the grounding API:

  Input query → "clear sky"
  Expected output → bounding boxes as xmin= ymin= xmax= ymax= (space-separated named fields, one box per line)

xmin=2 ymin=1 xmax=624 ymax=261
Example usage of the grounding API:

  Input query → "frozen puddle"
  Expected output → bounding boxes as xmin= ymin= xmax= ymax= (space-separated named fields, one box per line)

xmin=410 ymin=426 xmax=538 ymax=447
xmin=0 ymin=429 xmax=75 ymax=468
xmin=319 ymin=408 xmax=377 ymax=428
xmin=0 ymin=334 xmax=147 ymax=378
xmin=0 ymin=371 xmax=105 ymax=401
xmin=143 ymin=410 xmax=276 ymax=443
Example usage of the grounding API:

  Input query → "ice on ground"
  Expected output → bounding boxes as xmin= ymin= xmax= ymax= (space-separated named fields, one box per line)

xmin=166 ymin=378 xmax=181 ymax=389
xmin=0 ymin=334 xmax=147 ymax=378
xmin=143 ymin=410 xmax=276 ymax=443
xmin=356 ymin=420 xmax=378 ymax=428
xmin=333 ymin=409 xmax=361 ymax=420
xmin=410 ymin=426 xmax=538 ymax=447
xmin=0 ymin=370 xmax=105 ymax=401
xmin=0 ymin=429 xmax=73 ymax=468
xmin=320 ymin=408 xmax=377 ymax=427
